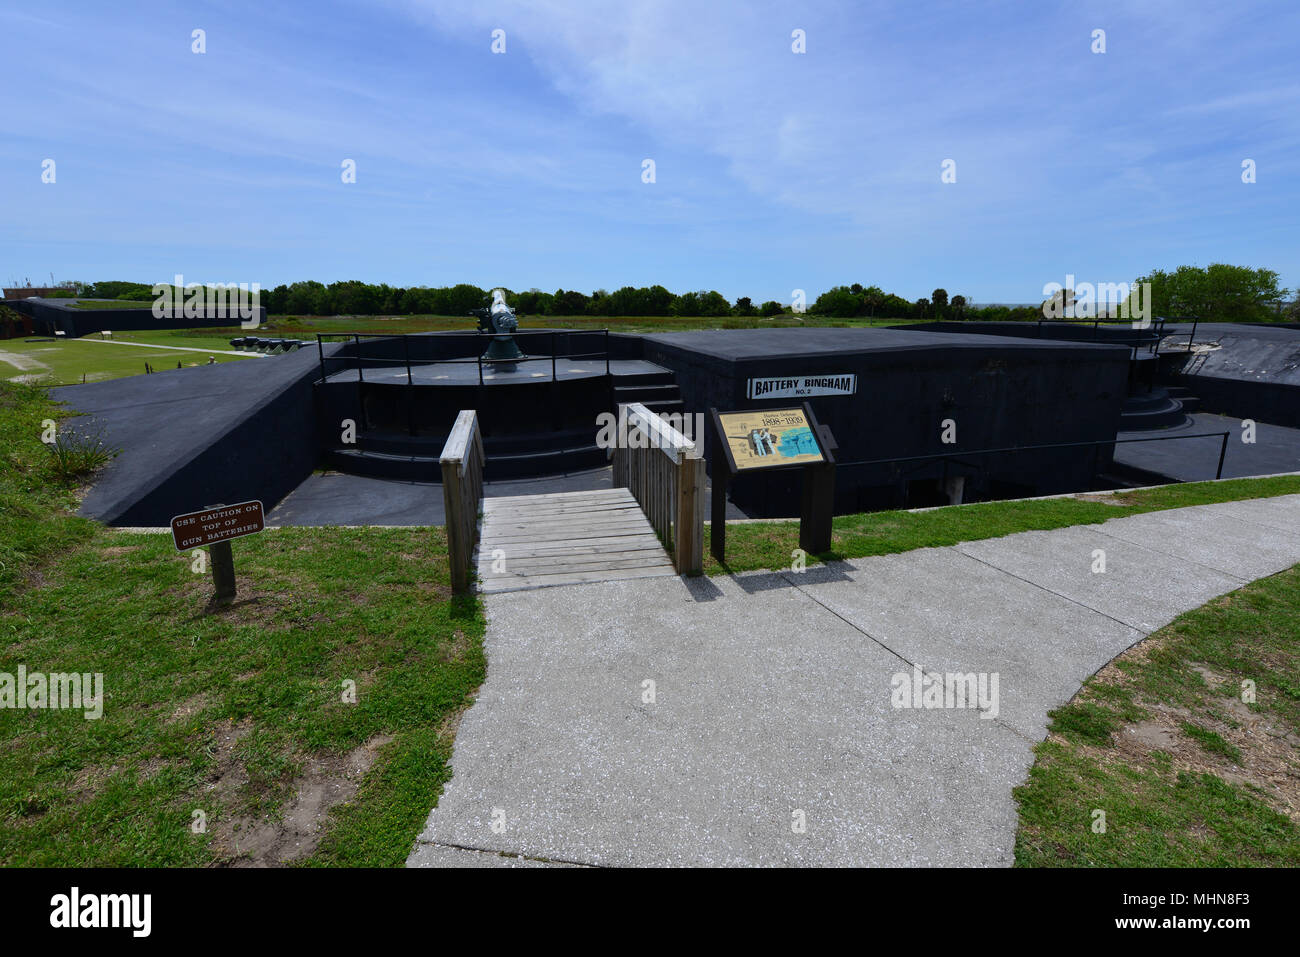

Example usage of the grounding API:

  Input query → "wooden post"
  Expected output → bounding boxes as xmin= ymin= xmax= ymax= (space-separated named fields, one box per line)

xmin=799 ymin=463 xmax=835 ymax=555
xmin=799 ymin=404 xmax=836 ymax=555
xmin=674 ymin=453 xmax=705 ymax=574
xmin=210 ymin=540 xmax=237 ymax=602
xmin=440 ymin=410 xmax=483 ymax=595
xmin=709 ymin=409 xmax=729 ymax=564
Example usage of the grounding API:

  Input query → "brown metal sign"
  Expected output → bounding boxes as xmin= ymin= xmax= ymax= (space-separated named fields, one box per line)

xmin=170 ymin=501 xmax=265 ymax=551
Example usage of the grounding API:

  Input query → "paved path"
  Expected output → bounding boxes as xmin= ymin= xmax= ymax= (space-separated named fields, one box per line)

xmin=475 ymin=488 xmax=676 ymax=593
xmin=409 ymin=495 xmax=1300 ymax=867
xmin=62 ymin=337 xmax=257 ymax=356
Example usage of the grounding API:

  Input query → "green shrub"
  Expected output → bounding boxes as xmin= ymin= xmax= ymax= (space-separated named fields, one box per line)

xmin=45 ymin=424 xmax=118 ymax=480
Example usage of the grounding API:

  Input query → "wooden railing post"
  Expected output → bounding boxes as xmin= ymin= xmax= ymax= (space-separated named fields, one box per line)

xmin=440 ymin=410 xmax=484 ymax=594
xmin=614 ymin=402 xmax=703 ymax=575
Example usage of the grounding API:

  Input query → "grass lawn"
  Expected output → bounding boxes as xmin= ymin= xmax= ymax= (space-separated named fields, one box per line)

xmin=0 ymin=334 xmax=253 ymax=387
xmin=1014 ymin=563 xmax=1300 ymax=866
xmin=0 ymin=382 xmax=485 ymax=867
xmin=66 ymin=299 xmax=159 ymax=310
xmin=703 ymin=475 xmax=1300 ymax=576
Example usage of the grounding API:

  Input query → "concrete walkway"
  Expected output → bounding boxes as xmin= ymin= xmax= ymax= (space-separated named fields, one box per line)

xmin=62 ymin=337 xmax=258 ymax=356
xmin=408 ymin=495 xmax=1300 ymax=867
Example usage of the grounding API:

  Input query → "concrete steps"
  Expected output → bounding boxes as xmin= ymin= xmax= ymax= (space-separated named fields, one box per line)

xmin=1119 ymin=387 xmax=1189 ymax=430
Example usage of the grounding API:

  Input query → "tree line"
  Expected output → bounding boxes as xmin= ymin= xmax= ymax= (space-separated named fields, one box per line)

xmin=46 ymin=266 xmax=1293 ymax=322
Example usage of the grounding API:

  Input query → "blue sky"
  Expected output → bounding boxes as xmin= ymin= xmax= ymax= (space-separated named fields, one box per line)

xmin=2 ymin=0 xmax=1297 ymax=303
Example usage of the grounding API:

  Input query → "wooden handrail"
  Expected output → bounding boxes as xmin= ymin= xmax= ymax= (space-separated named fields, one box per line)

xmin=611 ymin=403 xmax=704 ymax=574
xmin=439 ymin=409 xmax=485 ymax=594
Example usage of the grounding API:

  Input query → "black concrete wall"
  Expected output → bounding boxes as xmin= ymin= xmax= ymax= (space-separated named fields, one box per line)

xmin=1176 ymin=374 xmax=1300 ymax=429
xmin=642 ymin=329 xmax=1131 ymax=514
xmin=329 ymin=329 xmax=619 ymax=365
xmin=5 ymin=298 xmax=266 ymax=338
xmin=317 ymin=375 xmax=615 ymax=446
xmin=53 ymin=345 xmax=339 ymax=526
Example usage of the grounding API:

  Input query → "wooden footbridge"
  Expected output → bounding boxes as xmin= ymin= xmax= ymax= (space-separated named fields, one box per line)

xmin=438 ymin=405 xmax=704 ymax=594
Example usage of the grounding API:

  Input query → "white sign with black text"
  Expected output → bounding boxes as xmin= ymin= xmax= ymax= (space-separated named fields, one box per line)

xmin=746 ymin=374 xmax=857 ymax=400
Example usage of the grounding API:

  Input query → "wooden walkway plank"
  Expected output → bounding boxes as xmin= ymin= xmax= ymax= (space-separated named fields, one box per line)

xmin=475 ymin=488 xmax=676 ymax=593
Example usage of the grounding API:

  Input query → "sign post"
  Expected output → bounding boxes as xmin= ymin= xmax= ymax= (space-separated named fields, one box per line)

xmin=170 ymin=501 xmax=265 ymax=604
xmin=209 ymin=541 xmax=237 ymax=602
xmin=708 ymin=404 xmax=837 ymax=564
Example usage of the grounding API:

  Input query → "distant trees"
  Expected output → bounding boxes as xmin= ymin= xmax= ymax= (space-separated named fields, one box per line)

xmin=81 ymin=281 xmax=154 ymax=301
xmin=811 ymin=286 xmax=861 ymax=318
xmin=551 ymin=289 xmax=590 ymax=315
xmin=1135 ymin=264 xmax=1288 ymax=322
xmin=63 ymin=267 xmax=1286 ymax=323
xmin=671 ymin=290 xmax=731 ymax=317
xmin=808 ymin=285 xmax=925 ymax=319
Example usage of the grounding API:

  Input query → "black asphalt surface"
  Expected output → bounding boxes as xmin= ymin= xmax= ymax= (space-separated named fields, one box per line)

xmin=644 ymin=326 xmax=1129 ymax=360
xmin=1115 ymin=412 xmax=1300 ymax=482
xmin=266 ymin=466 xmax=757 ymax=526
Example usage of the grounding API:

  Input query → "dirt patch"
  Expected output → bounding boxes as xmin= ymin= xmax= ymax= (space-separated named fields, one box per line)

xmin=437 ymin=628 xmax=472 ymax=664
xmin=206 ymin=719 xmax=255 ymax=806
xmin=180 ymin=577 xmax=285 ymax=626
xmin=214 ymin=734 xmax=394 ymax=866
xmin=169 ymin=692 xmax=211 ymax=724
xmin=1076 ymin=649 xmax=1300 ymax=823
xmin=99 ymin=545 xmax=140 ymax=558
xmin=1074 ymin=492 xmax=1133 ymax=507
xmin=0 ymin=350 xmax=49 ymax=373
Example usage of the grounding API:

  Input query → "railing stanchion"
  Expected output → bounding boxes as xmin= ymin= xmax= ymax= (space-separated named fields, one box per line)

xmin=355 ymin=335 xmax=363 ymax=383
xmin=404 ymin=335 xmax=416 ymax=436
xmin=605 ymin=329 xmax=610 ymax=375
xmin=1217 ymin=431 xmax=1229 ymax=480
xmin=316 ymin=334 xmax=325 ymax=382
xmin=552 ymin=330 xmax=557 ymax=382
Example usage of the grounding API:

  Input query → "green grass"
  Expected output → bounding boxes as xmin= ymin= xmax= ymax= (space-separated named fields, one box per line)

xmin=0 ymin=382 xmax=98 ymax=606
xmin=0 ymin=334 xmax=253 ymax=386
xmin=704 ymin=474 xmax=1300 ymax=575
xmin=1013 ymin=563 xmax=1300 ymax=867
xmin=67 ymin=299 xmax=158 ymax=310
xmin=0 ymin=381 xmax=485 ymax=867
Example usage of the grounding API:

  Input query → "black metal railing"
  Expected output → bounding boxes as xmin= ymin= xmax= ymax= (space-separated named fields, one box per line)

xmin=1152 ymin=316 xmax=1201 ymax=352
xmin=315 ymin=329 xmax=612 ymax=387
xmin=1032 ymin=315 xmax=1169 ymax=359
